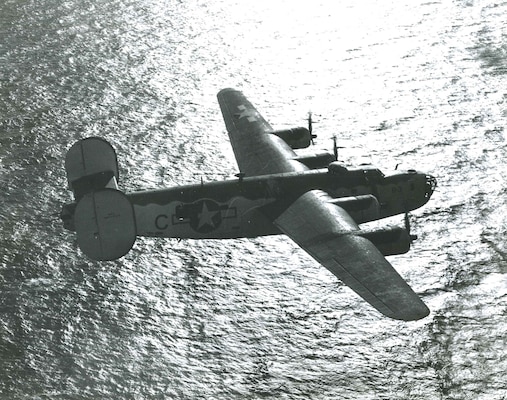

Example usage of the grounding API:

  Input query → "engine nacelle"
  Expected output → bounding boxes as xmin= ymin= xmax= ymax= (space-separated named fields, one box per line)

xmin=331 ymin=195 xmax=380 ymax=224
xmin=270 ymin=127 xmax=312 ymax=149
xmin=293 ymin=152 xmax=335 ymax=169
xmin=359 ymin=227 xmax=412 ymax=256
xmin=328 ymin=161 xmax=349 ymax=175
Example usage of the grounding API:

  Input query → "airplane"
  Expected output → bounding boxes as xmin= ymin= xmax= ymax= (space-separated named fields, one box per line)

xmin=60 ymin=88 xmax=437 ymax=321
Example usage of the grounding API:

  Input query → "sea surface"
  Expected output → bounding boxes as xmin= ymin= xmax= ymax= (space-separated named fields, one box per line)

xmin=1 ymin=0 xmax=506 ymax=398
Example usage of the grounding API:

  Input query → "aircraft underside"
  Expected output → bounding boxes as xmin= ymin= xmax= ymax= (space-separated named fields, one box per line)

xmin=60 ymin=88 xmax=437 ymax=321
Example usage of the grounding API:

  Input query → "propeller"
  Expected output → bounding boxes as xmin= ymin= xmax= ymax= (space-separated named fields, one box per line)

xmin=307 ymin=112 xmax=317 ymax=145
xmin=331 ymin=135 xmax=346 ymax=162
xmin=404 ymin=209 xmax=418 ymax=242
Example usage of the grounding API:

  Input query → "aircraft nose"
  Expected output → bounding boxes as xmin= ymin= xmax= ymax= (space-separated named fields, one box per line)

xmin=425 ymin=175 xmax=437 ymax=199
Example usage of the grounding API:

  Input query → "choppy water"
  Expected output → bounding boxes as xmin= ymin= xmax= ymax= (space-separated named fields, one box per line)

xmin=1 ymin=0 xmax=506 ymax=398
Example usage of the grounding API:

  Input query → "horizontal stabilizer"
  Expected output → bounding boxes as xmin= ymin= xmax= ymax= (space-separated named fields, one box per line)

xmin=65 ymin=137 xmax=119 ymax=200
xmin=74 ymin=189 xmax=136 ymax=261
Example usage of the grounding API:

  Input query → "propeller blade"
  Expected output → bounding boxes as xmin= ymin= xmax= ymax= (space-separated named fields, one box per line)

xmin=404 ymin=211 xmax=418 ymax=242
xmin=307 ymin=112 xmax=317 ymax=145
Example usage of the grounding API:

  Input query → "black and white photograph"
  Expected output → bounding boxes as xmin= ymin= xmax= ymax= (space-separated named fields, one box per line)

xmin=1 ymin=0 xmax=506 ymax=398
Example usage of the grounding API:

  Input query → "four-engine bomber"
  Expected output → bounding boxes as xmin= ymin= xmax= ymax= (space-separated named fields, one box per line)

xmin=61 ymin=88 xmax=437 ymax=321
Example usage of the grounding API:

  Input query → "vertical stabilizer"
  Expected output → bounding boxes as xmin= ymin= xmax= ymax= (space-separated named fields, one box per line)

xmin=63 ymin=138 xmax=136 ymax=260
xmin=65 ymin=137 xmax=119 ymax=201
xmin=74 ymin=189 xmax=136 ymax=261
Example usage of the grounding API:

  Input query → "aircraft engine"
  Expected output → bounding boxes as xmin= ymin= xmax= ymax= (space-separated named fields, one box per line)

xmin=292 ymin=152 xmax=335 ymax=169
xmin=331 ymin=195 xmax=380 ymax=224
xmin=328 ymin=161 xmax=349 ymax=175
xmin=270 ymin=127 xmax=313 ymax=149
xmin=359 ymin=227 xmax=412 ymax=256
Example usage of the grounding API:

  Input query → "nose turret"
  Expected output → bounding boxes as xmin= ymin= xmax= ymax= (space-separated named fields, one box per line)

xmin=425 ymin=175 xmax=437 ymax=199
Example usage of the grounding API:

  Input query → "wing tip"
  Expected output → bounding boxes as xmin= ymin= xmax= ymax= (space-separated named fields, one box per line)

xmin=388 ymin=302 xmax=430 ymax=322
xmin=218 ymin=87 xmax=239 ymax=97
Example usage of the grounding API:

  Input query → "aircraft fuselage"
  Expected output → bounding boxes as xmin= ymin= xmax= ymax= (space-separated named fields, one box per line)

xmin=129 ymin=167 xmax=436 ymax=239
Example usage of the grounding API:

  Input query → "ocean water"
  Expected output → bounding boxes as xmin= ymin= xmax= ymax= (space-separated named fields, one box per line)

xmin=1 ymin=0 xmax=506 ymax=398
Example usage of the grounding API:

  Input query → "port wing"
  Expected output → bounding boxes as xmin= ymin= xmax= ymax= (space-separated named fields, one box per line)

xmin=217 ymin=88 xmax=306 ymax=176
xmin=273 ymin=190 xmax=429 ymax=321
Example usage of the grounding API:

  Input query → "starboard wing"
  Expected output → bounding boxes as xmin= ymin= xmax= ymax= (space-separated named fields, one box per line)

xmin=217 ymin=88 xmax=306 ymax=176
xmin=273 ymin=190 xmax=430 ymax=321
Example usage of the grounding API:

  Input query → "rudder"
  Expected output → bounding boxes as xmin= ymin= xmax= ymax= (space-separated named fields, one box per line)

xmin=62 ymin=137 xmax=136 ymax=260
xmin=65 ymin=137 xmax=119 ymax=201
xmin=74 ymin=189 xmax=136 ymax=261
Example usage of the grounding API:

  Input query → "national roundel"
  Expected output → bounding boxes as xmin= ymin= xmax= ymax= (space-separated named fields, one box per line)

xmin=189 ymin=199 xmax=223 ymax=233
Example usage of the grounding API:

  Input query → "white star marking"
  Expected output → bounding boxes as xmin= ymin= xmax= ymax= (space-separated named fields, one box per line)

xmin=198 ymin=202 xmax=219 ymax=230
xmin=236 ymin=104 xmax=258 ymax=122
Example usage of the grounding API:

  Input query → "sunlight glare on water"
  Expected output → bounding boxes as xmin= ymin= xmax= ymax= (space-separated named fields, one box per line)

xmin=0 ymin=0 xmax=506 ymax=398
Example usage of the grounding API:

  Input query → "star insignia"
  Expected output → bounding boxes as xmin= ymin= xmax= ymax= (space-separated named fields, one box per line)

xmin=197 ymin=201 xmax=220 ymax=230
xmin=235 ymin=105 xmax=258 ymax=122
